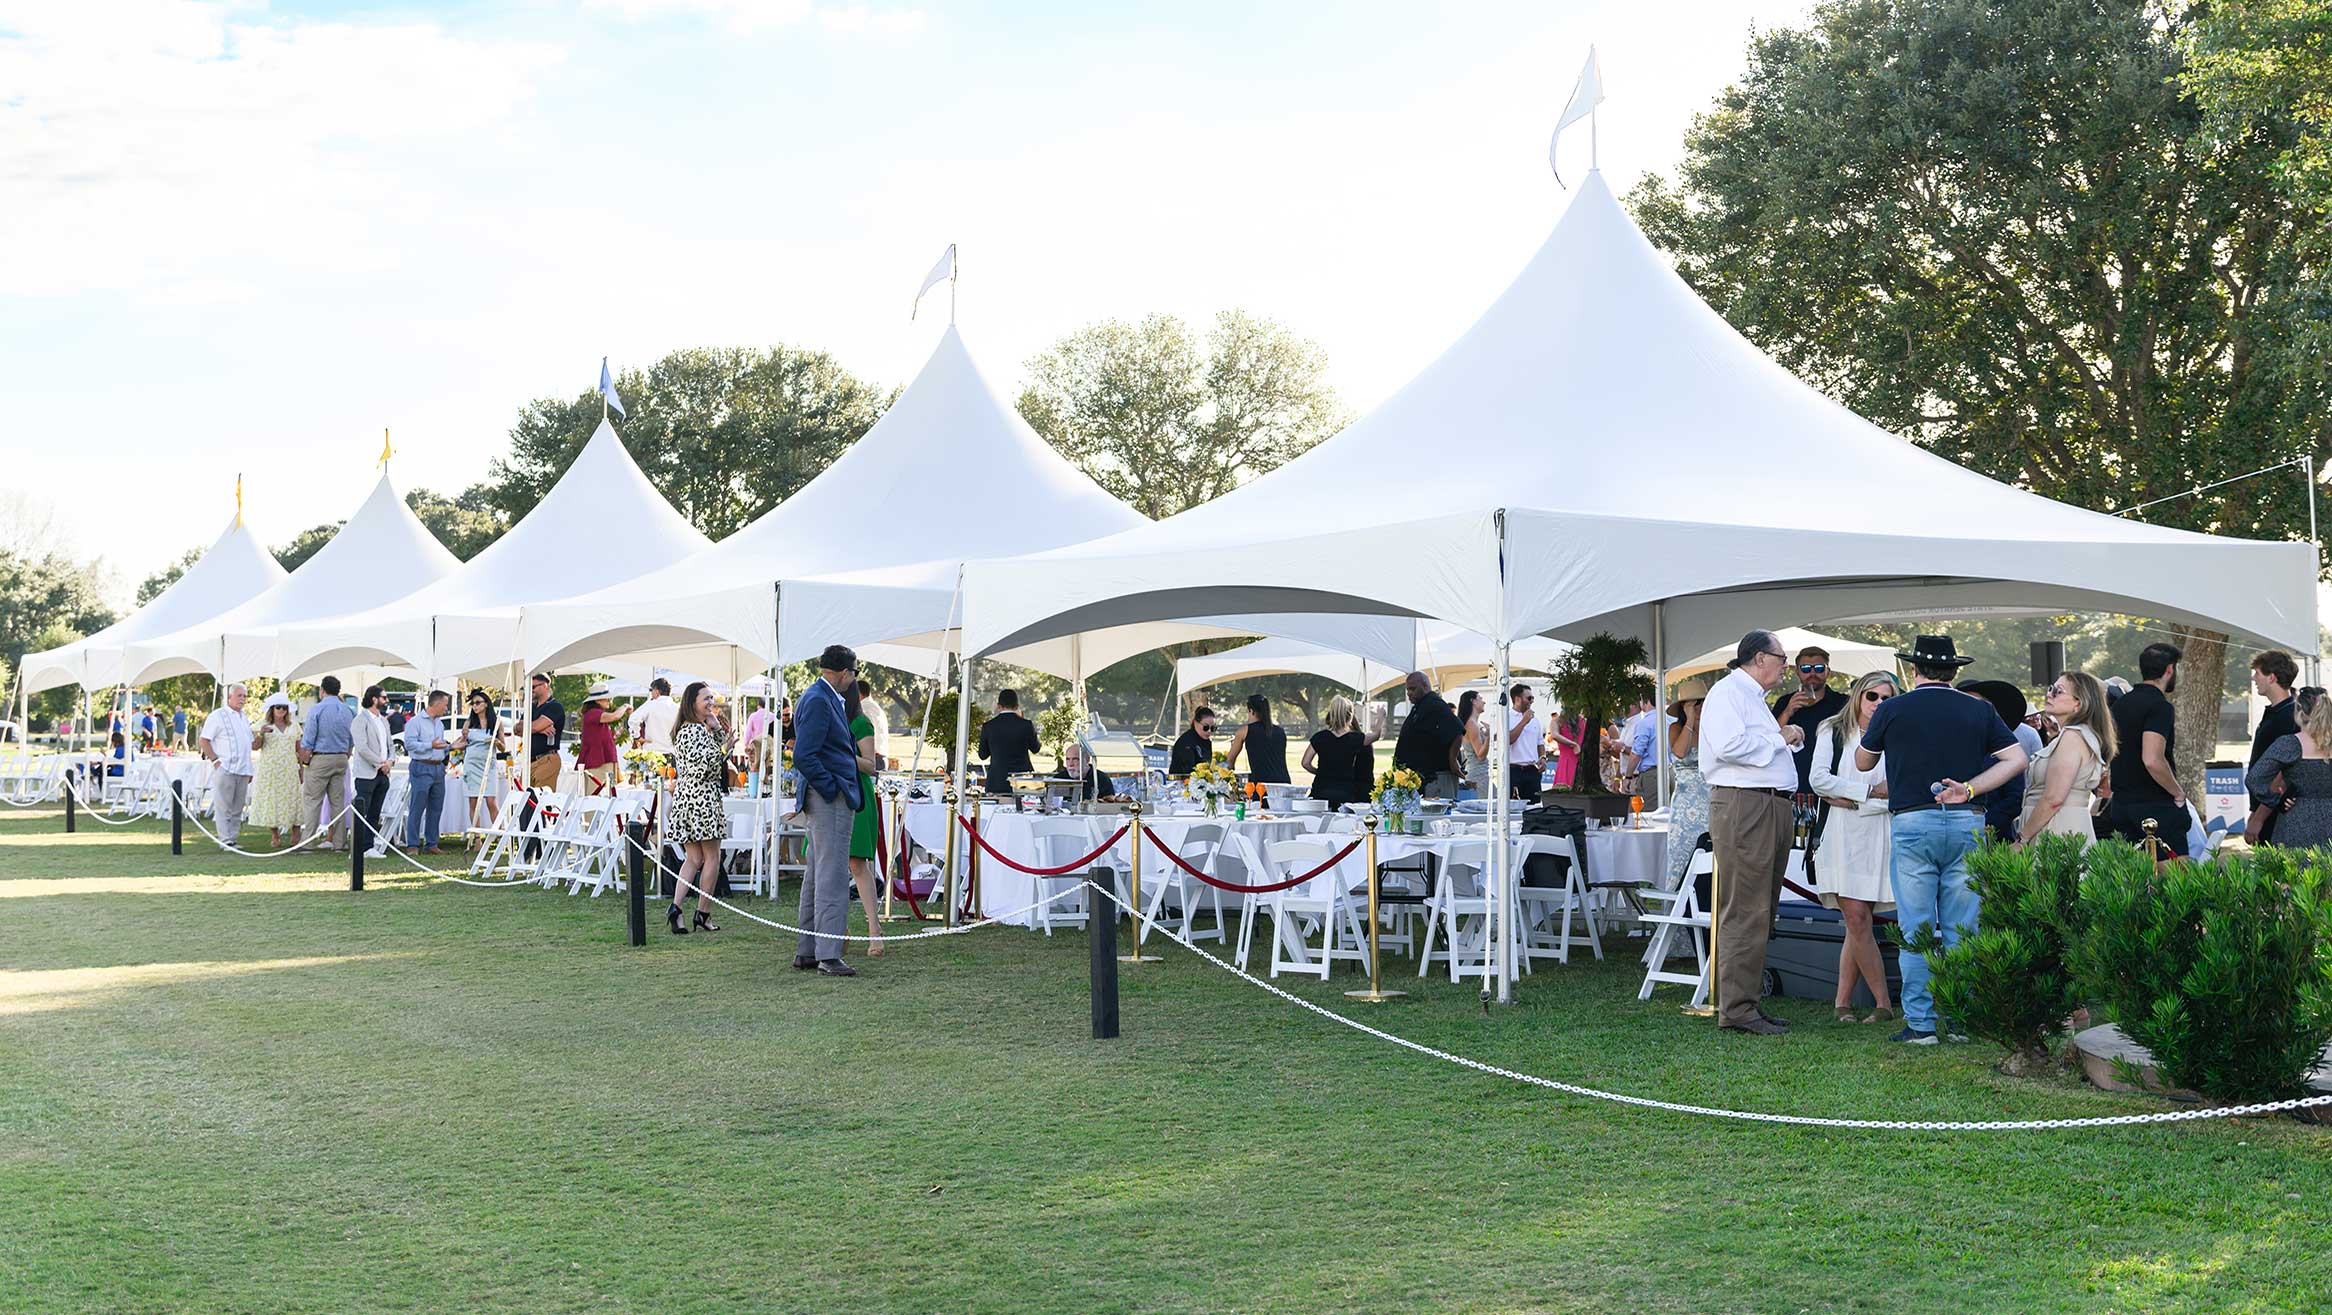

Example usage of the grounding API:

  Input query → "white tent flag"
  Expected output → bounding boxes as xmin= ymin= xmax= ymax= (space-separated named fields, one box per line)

xmin=912 ymin=243 xmax=956 ymax=320
xmin=599 ymin=356 xmax=626 ymax=418
xmin=1550 ymin=45 xmax=1604 ymax=187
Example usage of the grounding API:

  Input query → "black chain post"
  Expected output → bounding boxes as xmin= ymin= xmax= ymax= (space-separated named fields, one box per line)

xmin=626 ymin=819 xmax=647 ymax=947
xmin=64 ymin=767 xmax=76 ymax=833
xmin=349 ymin=819 xmax=365 ymax=892
xmin=170 ymin=779 xmax=184 ymax=855
xmin=1090 ymin=896 xmax=1120 ymax=1040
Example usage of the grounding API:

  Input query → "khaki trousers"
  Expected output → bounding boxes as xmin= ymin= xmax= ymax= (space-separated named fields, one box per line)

xmin=529 ymin=753 xmax=561 ymax=788
xmin=1708 ymin=785 xmax=1792 ymax=1027
xmin=298 ymin=752 xmax=349 ymax=848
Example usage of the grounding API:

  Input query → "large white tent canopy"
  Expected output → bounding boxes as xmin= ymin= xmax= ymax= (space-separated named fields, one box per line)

xmin=21 ymin=512 xmax=287 ymax=695
xmin=272 ymin=418 xmax=710 ymax=684
xmin=520 ymin=325 xmax=1417 ymax=681
xmin=959 ymin=171 xmax=2317 ymax=665
xmin=119 ymin=469 xmax=463 ymax=686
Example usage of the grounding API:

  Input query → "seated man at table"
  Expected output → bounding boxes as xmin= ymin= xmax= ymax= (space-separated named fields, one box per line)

xmin=1056 ymin=741 xmax=1113 ymax=799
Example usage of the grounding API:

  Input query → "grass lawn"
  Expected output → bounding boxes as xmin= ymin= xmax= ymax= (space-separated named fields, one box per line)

xmin=2 ymin=801 xmax=2328 ymax=1314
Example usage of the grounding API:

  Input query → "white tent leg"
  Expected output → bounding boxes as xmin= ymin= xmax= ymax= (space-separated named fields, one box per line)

xmin=1653 ymin=601 xmax=1671 ymax=806
xmin=1491 ymin=638 xmax=1513 ymax=1005
xmin=947 ymin=652 xmax=975 ymax=927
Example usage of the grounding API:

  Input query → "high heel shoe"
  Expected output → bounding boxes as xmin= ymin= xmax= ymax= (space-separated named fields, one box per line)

xmin=667 ymin=903 xmax=688 ymax=935
xmin=692 ymin=910 xmax=720 ymax=934
xmin=1863 ymin=1005 xmax=1897 ymax=1025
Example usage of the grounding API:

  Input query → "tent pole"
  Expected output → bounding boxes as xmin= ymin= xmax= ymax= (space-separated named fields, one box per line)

xmin=1653 ymin=601 xmax=1671 ymax=808
xmin=1491 ymin=637 xmax=1513 ymax=1005
xmin=2308 ymin=454 xmax=2323 ymax=685
xmin=947 ymin=650 xmax=974 ymax=927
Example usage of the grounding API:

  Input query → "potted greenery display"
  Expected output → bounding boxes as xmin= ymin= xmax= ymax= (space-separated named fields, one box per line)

xmin=923 ymin=692 xmax=989 ymax=775
xmin=1545 ymin=632 xmax=1654 ymax=820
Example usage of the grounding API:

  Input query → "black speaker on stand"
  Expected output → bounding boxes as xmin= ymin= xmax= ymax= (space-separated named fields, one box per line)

xmin=2031 ymin=640 xmax=2066 ymax=688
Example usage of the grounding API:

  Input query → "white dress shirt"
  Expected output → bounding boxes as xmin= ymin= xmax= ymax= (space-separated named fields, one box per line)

xmin=1507 ymin=708 xmax=1545 ymax=764
xmin=352 ymin=709 xmax=392 ymax=781
xmin=199 ymin=705 xmax=256 ymax=777
xmin=629 ymin=695 xmax=678 ymax=752
xmin=1698 ymin=667 xmax=1798 ymax=789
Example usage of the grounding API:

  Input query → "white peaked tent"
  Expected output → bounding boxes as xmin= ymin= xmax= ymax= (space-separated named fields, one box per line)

xmin=272 ymin=418 xmax=710 ymax=684
xmin=20 ymin=512 xmax=287 ymax=695
xmin=1175 ymin=625 xmax=1571 ymax=705
xmin=1666 ymin=628 xmax=1895 ymax=690
xmin=961 ymin=171 xmax=2316 ymax=664
xmin=120 ymin=470 xmax=464 ymax=686
xmin=961 ymin=166 xmax=2317 ymax=999
xmin=520 ymin=326 xmax=1415 ymax=679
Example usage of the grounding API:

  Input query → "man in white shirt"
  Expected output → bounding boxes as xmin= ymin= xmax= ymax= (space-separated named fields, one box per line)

xmin=1506 ymin=684 xmax=1547 ymax=798
xmin=351 ymin=684 xmax=395 ymax=855
xmin=197 ymin=683 xmax=257 ymax=847
xmin=1698 ymin=630 xmax=1803 ymax=1037
xmin=628 ymin=677 xmax=678 ymax=753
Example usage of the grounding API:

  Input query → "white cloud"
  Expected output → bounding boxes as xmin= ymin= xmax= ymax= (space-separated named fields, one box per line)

xmin=0 ymin=1 xmax=564 ymax=297
xmin=581 ymin=0 xmax=925 ymax=36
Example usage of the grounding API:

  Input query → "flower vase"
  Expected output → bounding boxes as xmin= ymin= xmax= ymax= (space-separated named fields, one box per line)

xmin=1385 ymin=811 xmax=1404 ymax=835
xmin=1205 ymin=795 xmax=1220 ymax=818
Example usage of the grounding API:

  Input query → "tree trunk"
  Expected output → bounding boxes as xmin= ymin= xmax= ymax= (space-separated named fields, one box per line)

xmin=2167 ymin=624 xmax=2229 ymax=807
xmin=1575 ymin=715 xmax=1608 ymax=794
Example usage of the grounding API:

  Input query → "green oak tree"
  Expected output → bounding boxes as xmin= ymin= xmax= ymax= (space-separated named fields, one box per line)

xmin=1630 ymin=0 xmax=2330 ymax=796
xmin=1017 ymin=310 xmax=1345 ymax=520
xmin=483 ymin=346 xmax=889 ymax=539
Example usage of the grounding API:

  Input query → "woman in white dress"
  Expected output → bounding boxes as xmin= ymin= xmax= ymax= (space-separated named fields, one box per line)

xmin=1807 ymin=671 xmax=1899 ymax=1024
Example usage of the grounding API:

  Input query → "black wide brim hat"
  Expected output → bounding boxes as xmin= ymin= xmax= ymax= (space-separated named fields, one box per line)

xmin=1895 ymin=634 xmax=1976 ymax=668
xmin=1963 ymin=679 xmax=2027 ymax=726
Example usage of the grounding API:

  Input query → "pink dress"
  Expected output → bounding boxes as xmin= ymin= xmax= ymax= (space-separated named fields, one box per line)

xmin=1552 ymin=714 xmax=1586 ymax=786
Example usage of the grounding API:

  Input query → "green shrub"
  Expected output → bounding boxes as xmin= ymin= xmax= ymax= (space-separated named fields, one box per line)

xmin=1914 ymin=834 xmax=2090 ymax=1071
xmin=921 ymin=693 xmax=988 ymax=773
xmin=2070 ymin=841 xmax=2332 ymax=1104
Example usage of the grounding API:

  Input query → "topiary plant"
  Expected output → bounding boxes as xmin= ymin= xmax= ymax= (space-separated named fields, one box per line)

xmin=1036 ymin=698 xmax=1088 ymax=768
xmin=1545 ymin=632 xmax=1653 ymax=795
xmin=922 ymin=692 xmax=989 ymax=773
xmin=1913 ymin=833 xmax=2091 ymax=1074
xmin=2070 ymin=841 xmax=2332 ymax=1104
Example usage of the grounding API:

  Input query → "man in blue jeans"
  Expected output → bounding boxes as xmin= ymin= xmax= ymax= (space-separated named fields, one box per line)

xmin=1855 ymin=636 xmax=2028 ymax=1044
xmin=402 ymin=690 xmax=454 ymax=854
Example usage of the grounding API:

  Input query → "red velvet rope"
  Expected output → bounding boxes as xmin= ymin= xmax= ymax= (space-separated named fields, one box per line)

xmin=1150 ymin=833 xmax=1363 ymax=893
xmin=957 ymin=817 xmax=1130 ymax=876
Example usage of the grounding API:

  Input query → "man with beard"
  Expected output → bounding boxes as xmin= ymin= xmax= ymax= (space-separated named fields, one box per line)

xmin=2107 ymin=643 xmax=2190 ymax=863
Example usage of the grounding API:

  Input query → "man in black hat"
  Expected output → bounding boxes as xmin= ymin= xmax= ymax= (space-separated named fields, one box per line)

xmin=1854 ymin=635 xmax=2028 ymax=1045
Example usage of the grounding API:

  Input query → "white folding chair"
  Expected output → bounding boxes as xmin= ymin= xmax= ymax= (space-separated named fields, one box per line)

xmin=1515 ymin=834 xmax=1602 ymax=966
xmin=1148 ymin=822 xmax=1231 ymax=944
xmin=544 ymin=797 xmax=621 ymax=895
xmin=1415 ymin=840 xmax=1495 ymax=982
xmin=720 ymin=796 xmax=769 ymax=897
xmin=1637 ymin=849 xmax=1712 ymax=1007
xmin=1255 ymin=835 xmax=1368 ymax=980
xmin=1027 ymin=817 xmax=1099 ymax=935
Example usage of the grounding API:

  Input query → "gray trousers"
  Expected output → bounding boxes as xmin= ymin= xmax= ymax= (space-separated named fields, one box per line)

xmin=212 ymin=771 xmax=253 ymax=845
xmin=796 ymin=788 xmax=856 ymax=962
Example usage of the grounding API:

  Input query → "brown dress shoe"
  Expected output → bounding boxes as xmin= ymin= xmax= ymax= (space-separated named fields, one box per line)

xmin=1721 ymin=1016 xmax=1788 ymax=1036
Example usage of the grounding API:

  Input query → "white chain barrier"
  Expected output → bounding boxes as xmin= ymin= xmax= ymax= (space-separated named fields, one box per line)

xmin=181 ymin=794 xmax=361 ymax=859
xmin=1084 ymin=882 xmax=2332 ymax=1132
xmin=59 ymin=777 xmax=153 ymax=827
xmin=345 ymin=809 xmax=538 ymax=886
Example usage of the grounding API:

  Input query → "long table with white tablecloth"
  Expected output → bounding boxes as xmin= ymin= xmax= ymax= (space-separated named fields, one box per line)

xmin=900 ymin=800 xmax=1674 ymax=928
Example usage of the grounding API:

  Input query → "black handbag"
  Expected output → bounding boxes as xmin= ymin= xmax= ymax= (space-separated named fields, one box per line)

xmin=1519 ymin=801 xmax=1588 ymax=887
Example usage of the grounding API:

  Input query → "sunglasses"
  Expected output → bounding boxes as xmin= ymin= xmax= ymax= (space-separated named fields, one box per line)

xmin=1798 ymin=663 xmax=1829 ymax=674
xmin=1861 ymin=690 xmax=1887 ymax=703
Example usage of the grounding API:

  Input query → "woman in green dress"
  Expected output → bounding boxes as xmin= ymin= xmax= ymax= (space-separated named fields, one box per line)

xmin=846 ymin=683 xmax=885 ymax=956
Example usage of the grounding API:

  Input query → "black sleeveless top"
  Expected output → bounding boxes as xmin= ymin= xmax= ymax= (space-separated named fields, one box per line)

xmin=1243 ymin=723 xmax=1290 ymax=783
xmin=1307 ymin=729 xmax=1370 ymax=805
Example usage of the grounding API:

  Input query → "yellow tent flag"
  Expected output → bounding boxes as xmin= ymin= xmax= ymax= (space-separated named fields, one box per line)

xmin=379 ymin=428 xmax=392 ymax=466
xmin=234 ymin=473 xmax=243 ymax=527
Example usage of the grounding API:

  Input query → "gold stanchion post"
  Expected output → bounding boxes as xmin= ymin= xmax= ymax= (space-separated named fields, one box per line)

xmin=941 ymin=784 xmax=960 ymax=928
xmin=964 ymin=784 xmax=983 ymax=921
xmin=1684 ymin=855 xmax=1718 ymax=1018
xmin=880 ymin=779 xmax=901 ymax=922
xmin=2142 ymin=816 xmax=2165 ymax=865
xmin=1120 ymin=800 xmax=1161 ymax=963
xmin=1346 ymin=814 xmax=1404 ymax=1002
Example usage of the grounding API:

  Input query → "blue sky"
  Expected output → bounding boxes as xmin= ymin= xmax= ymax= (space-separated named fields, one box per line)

xmin=0 ymin=0 xmax=1814 ymax=595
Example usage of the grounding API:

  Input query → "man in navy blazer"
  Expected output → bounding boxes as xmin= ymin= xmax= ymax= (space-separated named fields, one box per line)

xmin=792 ymin=644 xmax=866 ymax=975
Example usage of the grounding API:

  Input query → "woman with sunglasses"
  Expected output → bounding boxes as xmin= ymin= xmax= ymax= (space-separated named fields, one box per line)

xmin=2017 ymin=672 xmax=2114 ymax=846
xmin=460 ymin=689 xmax=501 ymax=834
xmin=2245 ymin=686 xmax=2332 ymax=849
xmin=1807 ymin=671 xmax=1899 ymax=1024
